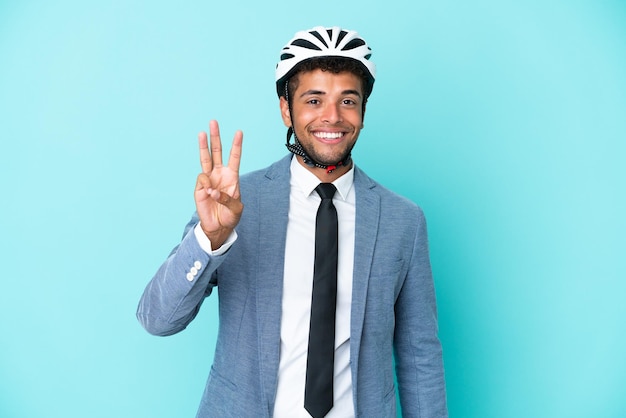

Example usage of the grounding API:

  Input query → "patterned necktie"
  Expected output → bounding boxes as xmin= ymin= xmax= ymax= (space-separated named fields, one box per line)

xmin=304 ymin=183 xmax=338 ymax=418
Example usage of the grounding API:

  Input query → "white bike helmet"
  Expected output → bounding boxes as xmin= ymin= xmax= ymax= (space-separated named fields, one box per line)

xmin=275 ymin=26 xmax=376 ymax=98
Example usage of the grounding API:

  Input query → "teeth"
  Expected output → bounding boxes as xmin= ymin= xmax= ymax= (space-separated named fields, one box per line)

xmin=314 ymin=132 xmax=343 ymax=139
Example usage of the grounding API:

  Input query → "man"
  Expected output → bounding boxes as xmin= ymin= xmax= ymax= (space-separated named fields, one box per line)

xmin=137 ymin=26 xmax=447 ymax=417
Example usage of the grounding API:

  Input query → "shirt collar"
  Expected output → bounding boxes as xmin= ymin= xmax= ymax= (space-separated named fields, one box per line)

xmin=290 ymin=155 xmax=354 ymax=201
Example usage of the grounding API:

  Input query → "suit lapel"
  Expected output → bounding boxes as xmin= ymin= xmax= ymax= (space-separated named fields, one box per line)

xmin=350 ymin=167 xmax=380 ymax=394
xmin=255 ymin=156 xmax=291 ymax=415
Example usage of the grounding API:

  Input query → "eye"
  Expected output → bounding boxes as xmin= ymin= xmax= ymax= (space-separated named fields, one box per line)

xmin=307 ymin=99 xmax=320 ymax=105
xmin=342 ymin=98 xmax=357 ymax=106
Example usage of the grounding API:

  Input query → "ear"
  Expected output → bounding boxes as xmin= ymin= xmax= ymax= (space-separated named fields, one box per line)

xmin=279 ymin=97 xmax=292 ymax=127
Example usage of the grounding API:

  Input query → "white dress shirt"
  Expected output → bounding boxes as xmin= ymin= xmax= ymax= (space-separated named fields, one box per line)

xmin=195 ymin=156 xmax=356 ymax=417
xmin=273 ymin=157 xmax=355 ymax=418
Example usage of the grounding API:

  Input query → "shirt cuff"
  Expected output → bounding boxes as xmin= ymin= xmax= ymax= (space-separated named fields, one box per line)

xmin=194 ymin=222 xmax=237 ymax=256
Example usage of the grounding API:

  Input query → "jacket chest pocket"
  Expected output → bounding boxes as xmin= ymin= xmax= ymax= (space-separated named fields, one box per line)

xmin=368 ymin=258 xmax=405 ymax=304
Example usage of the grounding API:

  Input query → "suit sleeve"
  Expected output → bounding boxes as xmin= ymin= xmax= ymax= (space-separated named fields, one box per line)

xmin=394 ymin=209 xmax=448 ymax=417
xmin=136 ymin=213 xmax=230 ymax=336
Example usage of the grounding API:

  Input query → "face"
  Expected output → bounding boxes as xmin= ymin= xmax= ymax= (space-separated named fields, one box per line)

xmin=280 ymin=69 xmax=365 ymax=170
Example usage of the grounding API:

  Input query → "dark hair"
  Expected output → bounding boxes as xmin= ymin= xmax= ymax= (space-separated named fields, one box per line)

xmin=283 ymin=56 xmax=372 ymax=103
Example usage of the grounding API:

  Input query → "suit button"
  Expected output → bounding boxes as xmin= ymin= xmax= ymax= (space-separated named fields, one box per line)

xmin=186 ymin=272 xmax=194 ymax=282
xmin=194 ymin=261 xmax=202 ymax=269
xmin=190 ymin=267 xmax=198 ymax=276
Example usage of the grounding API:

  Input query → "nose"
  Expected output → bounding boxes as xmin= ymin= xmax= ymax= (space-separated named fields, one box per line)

xmin=321 ymin=103 xmax=342 ymax=124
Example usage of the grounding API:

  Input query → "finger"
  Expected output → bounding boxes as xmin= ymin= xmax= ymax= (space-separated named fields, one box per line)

xmin=209 ymin=120 xmax=223 ymax=168
xmin=198 ymin=131 xmax=212 ymax=174
xmin=227 ymin=130 xmax=243 ymax=173
xmin=195 ymin=173 xmax=212 ymax=193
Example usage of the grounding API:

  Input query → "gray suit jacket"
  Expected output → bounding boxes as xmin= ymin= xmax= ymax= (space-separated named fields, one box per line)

xmin=138 ymin=155 xmax=447 ymax=417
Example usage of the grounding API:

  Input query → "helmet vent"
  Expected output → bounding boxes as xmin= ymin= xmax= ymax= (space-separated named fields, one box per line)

xmin=335 ymin=30 xmax=348 ymax=47
xmin=311 ymin=31 xmax=329 ymax=48
xmin=291 ymin=39 xmax=322 ymax=51
xmin=343 ymin=38 xmax=366 ymax=50
xmin=281 ymin=53 xmax=295 ymax=61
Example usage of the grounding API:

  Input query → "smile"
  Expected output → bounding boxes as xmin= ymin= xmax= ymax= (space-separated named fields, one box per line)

xmin=313 ymin=131 xmax=345 ymax=139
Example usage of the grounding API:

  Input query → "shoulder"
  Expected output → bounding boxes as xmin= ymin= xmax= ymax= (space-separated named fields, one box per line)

xmin=354 ymin=165 xmax=425 ymax=218
xmin=238 ymin=155 xmax=292 ymax=212
xmin=240 ymin=154 xmax=292 ymax=187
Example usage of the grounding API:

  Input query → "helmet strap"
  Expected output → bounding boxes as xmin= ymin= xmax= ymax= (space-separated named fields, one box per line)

xmin=285 ymin=128 xmax=351 ymax=174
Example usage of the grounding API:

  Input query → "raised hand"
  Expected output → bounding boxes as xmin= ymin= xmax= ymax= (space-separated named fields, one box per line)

xmin=195 ymin=120 xmax=243 ymax=250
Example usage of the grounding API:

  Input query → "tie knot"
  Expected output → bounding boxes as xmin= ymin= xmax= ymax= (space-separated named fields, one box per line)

xmin=315 ymin=183 xmax=336 ymax=200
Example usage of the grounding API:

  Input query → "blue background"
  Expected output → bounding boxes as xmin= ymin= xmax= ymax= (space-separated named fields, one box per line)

xmin=1 ymin=1 xmax=625 ymax=417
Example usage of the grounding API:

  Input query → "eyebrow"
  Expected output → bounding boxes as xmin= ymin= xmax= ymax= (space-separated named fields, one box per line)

xmin=299 ymin=89 xmax=362 ymax=98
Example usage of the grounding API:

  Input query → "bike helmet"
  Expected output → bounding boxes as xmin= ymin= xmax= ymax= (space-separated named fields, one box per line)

xmin=275 ymin=26 xmax=376 ymax=99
